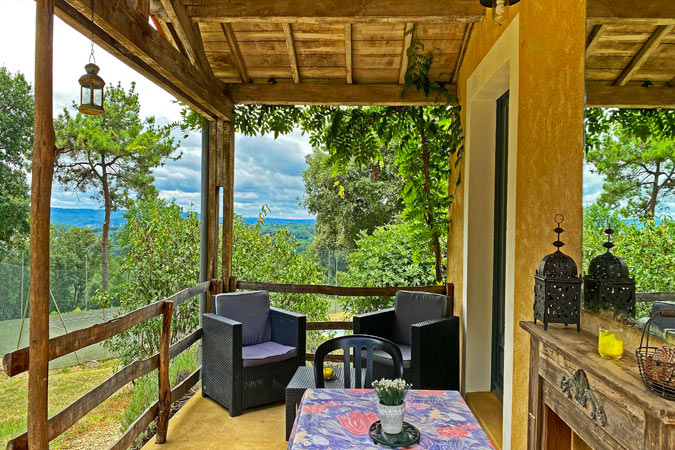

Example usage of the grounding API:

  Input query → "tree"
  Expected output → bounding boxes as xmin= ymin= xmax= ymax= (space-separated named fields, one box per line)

xmin=585 ymin=109 xmax=675 ymax=218
xmin=54 ymin=82 xmax=179 ymax=291
xmin=339 ymin=222 xmax=446 ymax=315
xmin=301 ymin=33 xmax=463 ymax=282
xmin=0 ymin=67 xmax=33 ymax=244
xmin=302 ymin=146 xmax=404 ymax=280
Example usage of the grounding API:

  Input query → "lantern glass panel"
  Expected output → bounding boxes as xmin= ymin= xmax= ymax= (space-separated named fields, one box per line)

xmin=93 ymin=86 xmax=103 ymax=107
xmin=81 ymin=83 xmax=91 ymax=105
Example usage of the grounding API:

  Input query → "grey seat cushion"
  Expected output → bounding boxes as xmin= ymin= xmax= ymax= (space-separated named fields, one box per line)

xmin=651 ymin=302 xmax=675 ymax=333
xmin=392 ymin=290 xmax=448 ymax=345
xmin=242 ymin=341 xmax=297 ymax=368
xmin=370 ymin=344 xmax=412 ymax=369
xmin=214 ymin=290 xmax=271 ymax=346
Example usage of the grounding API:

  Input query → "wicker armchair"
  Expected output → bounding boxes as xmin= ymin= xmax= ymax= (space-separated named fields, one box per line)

xmin=353 ymin=290 xmax=459 ymax=390
xmin=202 ymin=290 xmax=306 ymax=416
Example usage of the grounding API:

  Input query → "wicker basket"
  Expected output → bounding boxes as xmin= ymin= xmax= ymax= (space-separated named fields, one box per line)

xmin=635 ymin=309 xmax=675 ymax=400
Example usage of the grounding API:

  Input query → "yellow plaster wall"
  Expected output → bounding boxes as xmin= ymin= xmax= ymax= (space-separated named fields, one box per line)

xmin=448 ymin=1 xmax=586 ymax=448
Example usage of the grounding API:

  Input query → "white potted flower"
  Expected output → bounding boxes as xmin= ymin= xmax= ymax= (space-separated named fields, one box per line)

xmin=372 ymin=378 xmax=411 ymax=434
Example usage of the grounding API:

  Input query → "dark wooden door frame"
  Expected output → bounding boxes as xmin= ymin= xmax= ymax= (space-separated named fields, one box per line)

xmin=491 ymin=91 xmax=509 ymax=400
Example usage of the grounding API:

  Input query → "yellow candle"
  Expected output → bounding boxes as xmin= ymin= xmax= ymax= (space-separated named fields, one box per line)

xmin=323 ymin=367 xmax=334 ymax=379
xmin=598 ymin=328 xmax=623 ymax=360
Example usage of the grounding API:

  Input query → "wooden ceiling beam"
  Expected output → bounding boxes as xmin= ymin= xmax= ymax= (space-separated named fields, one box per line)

xmin=452 ymin=22 xmax=473 ymax=84
xmin=398 ymin=23 xmax=414 ymax=85
xmin=345 ymin=24 xmax=352 ymax=85
xmin=585 ymin=24 xmax=605 ymax=55
xmin=614 ymin=25 xmax=674 ymax=86
xmin=185 ymin=0 xmax=484 ymax=24
xmin=227 ymin=83 xmax=457 ymax=106
xmin=221 ymin=23 xmax=249 ymax=83
xmin=283 ymin=24 xmax=301 ymax=84
xmin=586 ymin=86 xmax=675 ymax=109
xmin=587 ymin=0 xmax=675 ymax=25
xmin=159 ymin=0 xmax=214 ymax=78
xmin=59 ymin=0 xmax=232 ymax=120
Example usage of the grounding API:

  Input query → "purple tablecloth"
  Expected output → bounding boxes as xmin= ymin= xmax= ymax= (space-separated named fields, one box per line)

xmin=288 ymin=389 xmax=494 ymax=449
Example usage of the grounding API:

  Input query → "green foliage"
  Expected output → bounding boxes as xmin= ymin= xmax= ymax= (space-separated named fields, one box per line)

xmin=54 ymin=82 xmax=179 ymax=291
xmin=585 ymin=109 xmax=675 ymax=218
xmin=104 ymin=197 xmax=200 ymax=364
xmin=302 ymin=147 xmax=404 ymax=257
xmin=583 ymin=204 xmax=675 ymax=318
xmin=339 ymin=222 xmax=445 ymax=314
xmin=233 ymin=208 xmax=328 ymax=321
xmin=0 ymin=66 xmax=32 ymax=244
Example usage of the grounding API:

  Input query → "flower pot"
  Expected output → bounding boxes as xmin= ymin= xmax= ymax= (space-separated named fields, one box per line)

xmin=377 ymin=402 xmax=405 ymax=434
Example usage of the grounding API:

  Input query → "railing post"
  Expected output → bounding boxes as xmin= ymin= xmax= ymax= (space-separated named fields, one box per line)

xmin=228 ymin=275 xmax=237 ymax=293
xmin=156 ymin=301 xmax=173 ymax=444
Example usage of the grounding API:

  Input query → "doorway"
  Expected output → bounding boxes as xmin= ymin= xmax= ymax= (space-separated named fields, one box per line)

xmin=491 ymin=91 xmax=509 ymax=400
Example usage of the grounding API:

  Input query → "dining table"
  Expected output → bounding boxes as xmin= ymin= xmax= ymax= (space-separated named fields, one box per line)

xmin=287 ymin=388 xmax=494 ymax=449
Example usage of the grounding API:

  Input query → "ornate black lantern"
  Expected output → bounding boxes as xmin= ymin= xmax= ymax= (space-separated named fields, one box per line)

xmin=583 ymin=227 xmax=636 ymax=318
xmin=534 ymin=215 xmax=582 ymax=332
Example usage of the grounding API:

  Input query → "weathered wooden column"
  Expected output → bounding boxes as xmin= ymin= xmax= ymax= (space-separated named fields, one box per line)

xmin=206 ymin=120 xmax=220 ymax=309
xmin=221 ymin=117 xmax=235 ymax=291
xmin=29 ymin=0 xmax=56 ymax=447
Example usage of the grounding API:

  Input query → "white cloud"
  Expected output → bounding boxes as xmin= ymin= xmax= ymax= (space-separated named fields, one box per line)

xmin=3 ymin=1 xmax=314 ymax=219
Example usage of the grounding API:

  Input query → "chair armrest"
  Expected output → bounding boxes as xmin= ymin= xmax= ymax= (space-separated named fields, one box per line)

xmin=353 ymin=308 xmax=395 ymax=339
xmin=271 ymin=307 xmax=306 ymax=366
xmin=202 ymin=313 xmax=243 ymax=366
xmin=410 ymin=316 xmax=459 ymax=390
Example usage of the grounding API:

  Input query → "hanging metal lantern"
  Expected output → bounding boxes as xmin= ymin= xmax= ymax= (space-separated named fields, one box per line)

xmin=583 ymin=227 xmax=636 ymax=319
xmin=479 ymin=0 xmax=521 ymax=26
xmin=534 ymin=214 xmax=582 ymax=332
xmin=78 ymin=3 xmax=104 ymax=115
xmin=78 ymin=63 xmax=105 ymax=115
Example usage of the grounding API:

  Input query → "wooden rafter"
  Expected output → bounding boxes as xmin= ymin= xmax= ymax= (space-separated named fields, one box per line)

xmin=135 ymin=0 xmax=149 ymax=20
xmin=614 ymin=25 xmax=674 ymax=86
xmin=586 ymin=86 xmax=675 ymax=109
xmin=585 ymin=24 xmax=605 ymax=55
xmin=221 ymin=23 xmax=249 ymax=83
xmin=283 ymin=23 xmax=301 ymax=84
xmin=57 ymin=0 xmax=232 ymax=120
xmin=398 ymin=23 xmax=414 ymax=85
xmin=587 ymin=0 xmax=675 ymax=25
xmin=185 ymin=0 xmax=485 ymax=24
xmin=452 ymin=22 xmax=473 ymax=83
xmin=227 ymin=83 xmax=457 ymax=106
xmin=344 ymin=24 xmax=352 ymax=85
xmin=166 ymin=22 xmax=189 ymax=58
xmin=159 ymin=0 xmax=213 ymax=78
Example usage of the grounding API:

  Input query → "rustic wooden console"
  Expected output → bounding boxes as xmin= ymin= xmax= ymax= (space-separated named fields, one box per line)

xmin=521 ymin=321 xmax=675 ymax=450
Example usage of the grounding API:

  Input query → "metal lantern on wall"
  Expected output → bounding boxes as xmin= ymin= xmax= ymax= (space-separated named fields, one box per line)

xmin=583 ymin=227 xmax=636 ymax=319
xmin=534 ymin=214 xmax=582 ymax=332
xmin=78 ymin=3 xmax=105 ymax=116
xmin=479 ymin=0 xmax=521 ymax=26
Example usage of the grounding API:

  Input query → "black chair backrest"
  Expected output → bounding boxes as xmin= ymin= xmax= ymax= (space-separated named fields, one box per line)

xmin=313 ymin=334 xmax=403 ymax=388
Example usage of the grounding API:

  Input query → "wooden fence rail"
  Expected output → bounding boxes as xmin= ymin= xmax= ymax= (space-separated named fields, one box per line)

xmin=235 ymin=279 xmax=449 ymax=298
xmin=636 ymin=292 xmax=675 ymax=303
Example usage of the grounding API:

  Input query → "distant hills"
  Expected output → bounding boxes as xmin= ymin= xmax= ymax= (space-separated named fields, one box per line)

xmin=50 ymin=208 xmax=315 ymax=228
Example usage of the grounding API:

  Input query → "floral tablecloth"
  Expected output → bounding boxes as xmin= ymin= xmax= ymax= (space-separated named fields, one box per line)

xmin=288 ymin=389 xmax=493 ymax=449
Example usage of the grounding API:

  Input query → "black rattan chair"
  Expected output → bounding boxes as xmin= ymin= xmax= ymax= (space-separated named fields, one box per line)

xmin=313 ymin=334 xmax=404 ymax=388
xmin=202 ymin=290 xmax=306 ymax=416
xmin=353 ymin=290 xmax=459 ymax=390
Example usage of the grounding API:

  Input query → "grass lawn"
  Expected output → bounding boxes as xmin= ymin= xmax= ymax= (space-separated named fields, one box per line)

xmin=0 ymin=359 xmax=131 ymax=449
xmin=0 ymin=308 xmax=119 ymax=369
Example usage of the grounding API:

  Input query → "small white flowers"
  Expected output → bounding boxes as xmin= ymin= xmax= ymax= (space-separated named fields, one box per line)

xmin=372 ymin=378 xmax=412 ymax=406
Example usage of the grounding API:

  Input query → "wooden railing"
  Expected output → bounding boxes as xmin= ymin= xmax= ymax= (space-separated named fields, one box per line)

xmin=2 ymin=280 xmax=211 ymax=450
xmin=2 ymin=278 xmax=453 ymax=449
xmin=636 ymin=292 xmax=675 ymax=303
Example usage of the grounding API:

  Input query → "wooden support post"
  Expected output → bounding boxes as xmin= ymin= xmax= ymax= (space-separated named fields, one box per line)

xmin=221 ymin=118 xmax=235 ymax=286
xmin=206 ymin=120 xmax=218 ymax=309
xmin=156 ymin=301 xmax=174 ymax=444
xmin=29 ymin=0 xmax=55 ymax=448
xmin=228 ymin=276 xmax=237 ymax=293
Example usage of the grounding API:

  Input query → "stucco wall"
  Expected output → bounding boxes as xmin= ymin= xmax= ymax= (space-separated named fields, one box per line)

xmin=448 ymin=1 xmax=586 ymax=448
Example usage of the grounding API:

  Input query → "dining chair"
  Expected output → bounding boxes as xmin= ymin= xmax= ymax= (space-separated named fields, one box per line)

xmin=313 ymin=334 xmax=404 ymax=388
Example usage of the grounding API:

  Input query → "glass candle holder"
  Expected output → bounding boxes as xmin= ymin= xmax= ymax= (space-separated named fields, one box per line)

xmin=598 ymin=327 xmax=624 ymax=360
xmin=323 ymin=364 xmax=335 ymax=380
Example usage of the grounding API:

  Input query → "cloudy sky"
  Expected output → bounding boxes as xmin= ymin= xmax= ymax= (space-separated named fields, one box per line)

xmin=1 ymin=0 xmax=314 ymax=219
xmin=3 ymin=1 xmax=613 ymax=219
